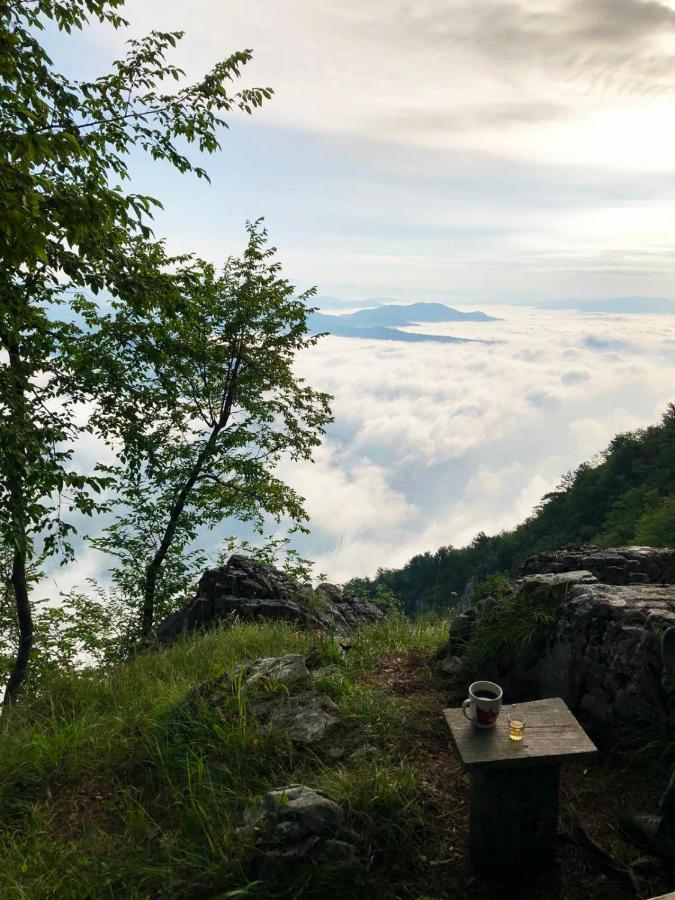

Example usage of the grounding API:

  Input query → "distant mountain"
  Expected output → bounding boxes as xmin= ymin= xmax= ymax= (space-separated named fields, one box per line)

xmin=308 ymin=302 xmax=498 ymax=344
xmin=343 ymin=302 xmax=497 ymax=326
xmin=541 ymin=297 xmax=675 ymax=314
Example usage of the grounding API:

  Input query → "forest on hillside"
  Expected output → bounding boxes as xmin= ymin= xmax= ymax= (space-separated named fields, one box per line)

xmin=346 ymin=405 xmax=675 ymax=614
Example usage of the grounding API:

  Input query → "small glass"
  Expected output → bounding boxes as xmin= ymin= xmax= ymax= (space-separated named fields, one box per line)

xmin=508 ymin=712 xmax=526 ymax=742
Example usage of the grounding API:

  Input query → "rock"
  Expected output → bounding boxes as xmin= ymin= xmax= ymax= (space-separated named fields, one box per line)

xmin=235 ymin=654 xmax=311 ymax=694
xmin=250 ymin=691 xmax=340 ymax=745
xmin=486 ymin=549 xmax=675 ymax=740
xmin=520 ymin=546 xmax=675 ymax=585
xmin=157 ymin=555 xmax=384 ymax=644
xmin=452 ymin=607 xmax=479 ymax=643
xmin=241 ymin=785 xmax=361 ymax=880
xmin=243 ymin=785 xmax=343 ymax=841
xmin=195 ymin=652 xmax=366 ymax=752
xmin=440 ymin=655 xmax=465 ymax=677
xmin=519 ymin=570 xmax=597 ymax=602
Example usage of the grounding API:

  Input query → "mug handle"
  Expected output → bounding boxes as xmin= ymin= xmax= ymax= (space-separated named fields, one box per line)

xmin=462 ymin=699 xmax=473 ymax=720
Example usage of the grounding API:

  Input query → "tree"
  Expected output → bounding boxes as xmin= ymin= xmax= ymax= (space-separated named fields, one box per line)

xmin=87 ymin=222 xmax=333 ymax=640
xmin=0 ymin=0 xmax=271 ymax=703
xmin=635 ymin=495 xmax=675 ymax=548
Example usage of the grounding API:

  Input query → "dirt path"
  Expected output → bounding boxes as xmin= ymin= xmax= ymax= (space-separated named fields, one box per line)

xmin=367 ymin=650 xmax=674 ymax=900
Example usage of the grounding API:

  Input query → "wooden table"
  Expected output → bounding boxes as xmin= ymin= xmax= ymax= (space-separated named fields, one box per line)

xmin=444 ymin=697 xmax=597 ymax=877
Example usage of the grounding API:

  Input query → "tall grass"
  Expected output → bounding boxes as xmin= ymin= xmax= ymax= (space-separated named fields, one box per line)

xmin=0 ymin=617 xmax=447 ymax=899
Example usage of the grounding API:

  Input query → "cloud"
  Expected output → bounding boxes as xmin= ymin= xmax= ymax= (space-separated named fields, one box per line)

xmin=39 ymin=305 xmax=675 ymax=592
xmin=283 ymin=306 xmax=675 ymax=580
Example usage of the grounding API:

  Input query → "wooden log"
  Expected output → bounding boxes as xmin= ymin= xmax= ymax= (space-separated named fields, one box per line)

xmin=469 ymin=763 xmax=560 ymax=877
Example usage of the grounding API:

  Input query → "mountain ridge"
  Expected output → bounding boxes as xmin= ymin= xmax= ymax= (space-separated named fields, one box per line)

xmin=308 ymin=301 xmax=498 ymax=343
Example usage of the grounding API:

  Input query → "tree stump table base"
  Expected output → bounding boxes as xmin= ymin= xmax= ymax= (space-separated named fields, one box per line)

xmin=444 ymin=697 xmax=597 ymax=878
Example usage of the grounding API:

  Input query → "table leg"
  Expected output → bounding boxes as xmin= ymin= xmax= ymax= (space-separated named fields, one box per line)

xmin=469 ymin=764 xmax=560 ymax=877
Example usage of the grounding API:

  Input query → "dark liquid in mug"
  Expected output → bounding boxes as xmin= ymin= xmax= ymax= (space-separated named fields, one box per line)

xmin=474 ymin=690 xmax=498 ymax=700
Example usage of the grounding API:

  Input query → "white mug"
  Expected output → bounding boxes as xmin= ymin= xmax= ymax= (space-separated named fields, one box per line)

xmin=462 ymin=680 xmax=503 ymax=729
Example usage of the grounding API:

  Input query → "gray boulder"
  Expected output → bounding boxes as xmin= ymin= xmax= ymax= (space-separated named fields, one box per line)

xmin=235 ymin=654 xmax=311 ymax=694
xmin=243 ymin=785 xmax=343 ymax=841
xmin=249 ymin=691 xmax=341 ymax=745
xmin=241 ymin=785 xmax=361 ymax=878
xmin=157 ymin=555 xmax=384 ymax=644
xmin=536 ymin=580 xmax=675 ymax=733
xmin=443 ymin=548 xmax=675 ymax=739
xmin=195 ymin=653 xmax=366 ymax=753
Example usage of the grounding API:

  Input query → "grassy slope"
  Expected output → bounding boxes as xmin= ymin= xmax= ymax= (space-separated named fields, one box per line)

xmin=0 ymin=618 xmax=445 ymax=899
xmin=0 ymin=616 xmax=672 ymax=900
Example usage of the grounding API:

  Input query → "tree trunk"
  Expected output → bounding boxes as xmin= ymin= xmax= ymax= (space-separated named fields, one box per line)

xmin=3 ymin=543 xmax=32 ymax=706
xmin=139 ymin=353 xmax=242 ymax=641
xmin=2 ymin=331 xmax=32 ymax=706
xmin=140 ymin=426 xmax=222 ymax=640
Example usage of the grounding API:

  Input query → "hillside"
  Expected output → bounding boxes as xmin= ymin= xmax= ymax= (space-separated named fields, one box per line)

xmin=0 ymin=614 xmax=669 ymax=899
xmin=347 ymin=405 xmax=675 ymax=613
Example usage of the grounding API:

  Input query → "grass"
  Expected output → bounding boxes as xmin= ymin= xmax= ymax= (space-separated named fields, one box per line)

xmin=2 ymin=611 xmax=670 ymax=900
xmin=463 ymin=582 xmax=563 ymax=673
xmin=0 ymin=616 xmax=448 ymax=899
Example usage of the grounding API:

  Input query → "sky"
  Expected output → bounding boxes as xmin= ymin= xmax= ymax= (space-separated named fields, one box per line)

xmin=38 ymin=0 xmax=675 ymax=591
xmin=47 ymin=0 xmax=675 ymax=303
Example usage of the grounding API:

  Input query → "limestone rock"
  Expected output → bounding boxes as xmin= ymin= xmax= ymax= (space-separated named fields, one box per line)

xmin=536 ymin=581 xmax=675 ymax=731
xmin=241 ymin=785 xmax=362 ymax=881
xmin=520 ymin=546 xmax=675 ymax=585
xmin=194 ymin=653 xmax=366 ymax=753
xmin=440 ymin=654 xmax=466 ymax=677
xmin=249 ymin=691 xmax=341 ymax=745
xmin=473 ymin=548 xmax=675 ymax=739
xmin=519 ymin=570 xmax=597 ymax=601
xmin=243 ymin=785 xmax=343 ymax=841
xmin=157 ymin=555 xmax=384 ymax=644
xmin=235 ymin=654 xmax=311 ymax=694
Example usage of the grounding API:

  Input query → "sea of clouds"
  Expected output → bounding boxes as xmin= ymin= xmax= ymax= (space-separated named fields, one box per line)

xmin=277 ymin=305 xmax=675 ymax=582
xmin=45 ymin=305 xmax=675 ymax=597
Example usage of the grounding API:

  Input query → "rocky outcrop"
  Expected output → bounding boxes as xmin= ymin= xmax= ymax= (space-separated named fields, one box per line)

xmin=241 ymin=785 xmax=361 ymax=878
xmin=520 ymin=545 xmax=675 ymax=585
xmin=193 ymin=653 xmax=372 ymax=758
xmin=157 ymin=555 xmax=383 ymax=644
xmin=536 ymin=578 xmax=675 ymax=733
xmin=444 ymin=546 xmax=675 ymax=740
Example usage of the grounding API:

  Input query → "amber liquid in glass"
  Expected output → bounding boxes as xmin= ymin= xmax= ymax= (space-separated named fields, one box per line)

xmin=509 ymin=718 xmax=525 ymax=741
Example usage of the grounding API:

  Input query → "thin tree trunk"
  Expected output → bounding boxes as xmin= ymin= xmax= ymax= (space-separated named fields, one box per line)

xmin=3 ymin=542 xmax=32 ymax=706
xmin=140 ymin=353 xmax=243 ymax=640
xmin=2 ymin=332 xmax=32 ymax=706
xmin=141 ymin=426 xmax=222 ymax=639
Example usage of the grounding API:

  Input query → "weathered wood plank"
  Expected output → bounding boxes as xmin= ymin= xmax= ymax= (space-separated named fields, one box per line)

xmin=443 ymin=697 xmax=597 ymax=771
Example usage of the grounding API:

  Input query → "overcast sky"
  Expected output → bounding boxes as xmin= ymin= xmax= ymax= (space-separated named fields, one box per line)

xmin=39 ymin=1 xmax=675 ymax=591
xmin=48 ymin=0 xmax=675 ymax=303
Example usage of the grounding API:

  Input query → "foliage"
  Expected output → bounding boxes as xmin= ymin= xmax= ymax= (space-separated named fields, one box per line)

xmin=86 ymin=222 xmax=332 ymax=641
xmin=354 ymin=405 xmax=675 ymax=614
xmin=470 ymin=572 xmax=515 ymax=606
xmin=634 ymin=494 xmax=675 ymax=548
xmin=0 ymin=0 xmax=271 ymax=700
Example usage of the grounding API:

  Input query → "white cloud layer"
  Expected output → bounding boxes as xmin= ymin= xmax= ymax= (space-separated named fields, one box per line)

xmin=283 ymin=306 xmax=675 ymax=581
xmin=41 ymin=306 xmax=675 ymax=593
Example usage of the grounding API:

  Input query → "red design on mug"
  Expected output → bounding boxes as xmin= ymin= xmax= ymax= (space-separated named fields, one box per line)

xmin=476 ymin=706 xmax=498 ymax=726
